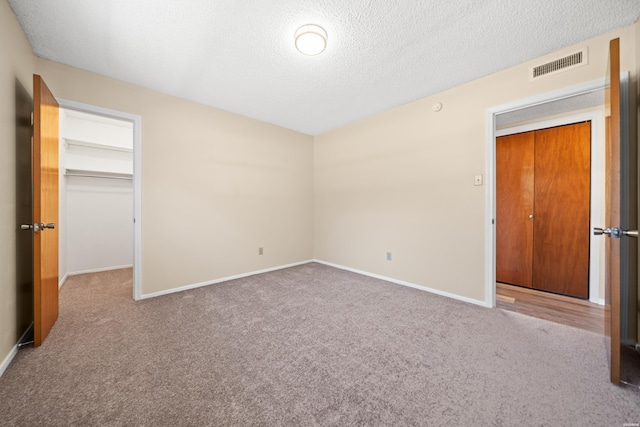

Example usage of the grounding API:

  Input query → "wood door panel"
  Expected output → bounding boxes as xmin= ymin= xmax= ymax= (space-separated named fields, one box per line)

xmin=496 ymin=132 xmax=535 ymax=287
xmin=532 ymin=122 xmax=591 ymax=298
xmin=604 ymin=38 xmax=621 ymax=384
xmin=33 ymin=74 xmax=59 ymax=346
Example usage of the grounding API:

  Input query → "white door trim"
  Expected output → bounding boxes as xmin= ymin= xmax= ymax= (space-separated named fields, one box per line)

xmin=484 ymin=78 xmax=605 ymax=307
xmin=57 ymin=98 xmax=143 ymax=301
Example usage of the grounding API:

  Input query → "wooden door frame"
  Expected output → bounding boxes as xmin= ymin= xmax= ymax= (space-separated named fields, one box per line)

xmin=485 ymin=78 xmax=606 ymax=307
xmin=57 ymin=98 xmax=143 ymax=300
xmin=496 ymin=113 xmax=605 ymax=304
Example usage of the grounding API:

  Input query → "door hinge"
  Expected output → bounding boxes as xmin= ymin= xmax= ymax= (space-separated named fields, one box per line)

xmin=30 ymin=111 xmax=33 ymax=126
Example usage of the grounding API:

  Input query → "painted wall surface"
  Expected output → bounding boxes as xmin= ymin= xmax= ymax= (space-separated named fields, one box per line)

xmin=61 ymin=112 xmax=134 ymax=275
xmin=314 ymin=25 xmax=638 ymax=304
xmin=0 ymin=0 xmax=35 ymax=369
xmin=65 ymin=177 xmax=133 ymax=273
xmin=62 ymin=114 xmax=133 ymax=150
xmin=36 ymin=59 xmax=315 ymax=296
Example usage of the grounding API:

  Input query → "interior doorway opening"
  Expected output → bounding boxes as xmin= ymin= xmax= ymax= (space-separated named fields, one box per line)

xmin=57 ymin=99 xmax=142 ymax=300
xmin=485 ymin=79 xmax=607 ymax=308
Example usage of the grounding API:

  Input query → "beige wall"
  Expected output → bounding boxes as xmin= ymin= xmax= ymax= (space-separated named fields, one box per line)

xmin=0 ymin=0 xmax=35 ymax=367
xmin=314 ymin=24 xmax=638 ymax=304
xmin=36 ymin=59 xmax=315 ymax=296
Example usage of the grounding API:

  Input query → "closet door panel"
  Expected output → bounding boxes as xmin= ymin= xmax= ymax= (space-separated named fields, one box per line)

xmin=496 ymin=132 xmax=535 ymax=287
xmin=532 ymin=122 xmax=591 ymax=298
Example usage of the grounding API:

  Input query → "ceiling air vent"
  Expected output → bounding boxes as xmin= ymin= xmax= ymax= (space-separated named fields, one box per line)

xmin=530 ymin=48 xmax=588 ymax=80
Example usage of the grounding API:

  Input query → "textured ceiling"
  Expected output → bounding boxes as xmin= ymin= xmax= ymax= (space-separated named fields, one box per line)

xmin=8 ymin=0 xmax=640 ymax=135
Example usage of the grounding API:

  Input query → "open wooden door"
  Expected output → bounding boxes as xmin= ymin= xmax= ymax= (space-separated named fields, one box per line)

xmin=597 ymin=38 xmax=639 ymax=385
xmin=32 ymin=74 xmax=59 ymax=346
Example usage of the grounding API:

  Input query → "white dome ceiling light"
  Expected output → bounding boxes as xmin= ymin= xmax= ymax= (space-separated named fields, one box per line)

xmin=294 ymin=24 xmax=327 ymax=56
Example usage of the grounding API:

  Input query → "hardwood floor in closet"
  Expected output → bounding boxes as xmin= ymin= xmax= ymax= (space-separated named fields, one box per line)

xmin=496 ymin=283 xmax=604 ymax=334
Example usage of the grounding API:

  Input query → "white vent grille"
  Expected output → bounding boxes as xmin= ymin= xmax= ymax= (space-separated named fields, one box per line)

xmin=530 ymin=48 xmax=588 ymax=80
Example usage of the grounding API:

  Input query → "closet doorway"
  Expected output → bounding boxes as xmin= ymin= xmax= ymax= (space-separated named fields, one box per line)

xmin=57 ymin=104 xmax=140 ymax=298
xmin=496 ymin=121 xmax=591 ymax=299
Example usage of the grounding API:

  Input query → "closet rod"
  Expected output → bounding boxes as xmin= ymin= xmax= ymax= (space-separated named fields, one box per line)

xmin=65 ymin=169 xmax=133 ymax=180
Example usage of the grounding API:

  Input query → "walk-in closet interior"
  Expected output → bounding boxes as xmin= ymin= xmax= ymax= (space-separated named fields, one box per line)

xmin=58 ymin=109 xmax=134 ymax=283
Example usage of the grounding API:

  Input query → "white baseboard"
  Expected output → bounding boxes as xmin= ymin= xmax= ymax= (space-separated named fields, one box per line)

xmin=59 ymin=272 xmax=70 ymax=289
xmin=0 ymin=344 xmax=18 ymax=378
xmin=313 ymin=259 xmax=490 ymax=308
xmin=140 ymin=260 xmax=315 ymax=300
xmin=139 ymin=258 xmax=488 ymax=307
xmin=591 ymin=298 xmax=605 ymax=306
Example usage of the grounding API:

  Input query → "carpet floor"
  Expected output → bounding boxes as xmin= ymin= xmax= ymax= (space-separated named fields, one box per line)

xmin=0 ymin=263 xmax=639 ymax=426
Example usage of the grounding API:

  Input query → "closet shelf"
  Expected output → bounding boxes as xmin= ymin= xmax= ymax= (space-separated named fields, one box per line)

xmin=65 ymin=169 xmax=133 ymax=180
xmin=64 ymin=138 xmax=133 ymax=153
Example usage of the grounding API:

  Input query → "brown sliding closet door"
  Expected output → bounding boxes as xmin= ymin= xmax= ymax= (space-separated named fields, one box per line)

xmin=533 ymin=122 xmax=591 ymax=298
xmin=496 ymin=122 xmax=591 ymax=299
xmin=496 ymin=132 xmax=535 ymax=287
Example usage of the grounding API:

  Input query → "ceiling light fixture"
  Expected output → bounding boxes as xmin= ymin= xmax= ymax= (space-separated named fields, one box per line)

xmin=295 ymin=24 xmax=327 ymax=56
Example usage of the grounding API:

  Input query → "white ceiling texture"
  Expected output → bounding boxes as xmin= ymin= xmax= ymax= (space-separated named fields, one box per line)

xmin=8 ymin=0 xmax=640 ymax=135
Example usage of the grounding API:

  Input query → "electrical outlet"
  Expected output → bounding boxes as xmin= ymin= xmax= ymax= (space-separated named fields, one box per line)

xmin=474 ymin=175 xmax=483 ymax=186
xmin=258 ymin=247 xmax=263 ymax=255
xmin=386 ymin=252 xmax=392 ymax=261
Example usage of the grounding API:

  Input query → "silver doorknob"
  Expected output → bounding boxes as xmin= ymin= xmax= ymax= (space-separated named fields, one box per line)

xmin=623 ymin=230 xmax=638 ymax=237
xmin=41 ymin=223 xmax=55 ymax=229
xmin=528 ymin=214 xmax=534 ymax=219
xmin=593 ymin=227 xmax=609 ymax=236
xmin=20 ymin=224 xmax=33 ymax=230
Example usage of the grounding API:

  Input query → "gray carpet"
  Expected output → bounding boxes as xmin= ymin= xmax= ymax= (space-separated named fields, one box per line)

xmin=0 ymin=263 xmax=638 ymax=426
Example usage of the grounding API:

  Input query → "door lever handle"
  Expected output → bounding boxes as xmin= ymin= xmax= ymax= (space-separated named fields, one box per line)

xmin=594 ymin=227 xmax=637 ymax=238
xmin=19 ymin=223 xmax=55 ymax=233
